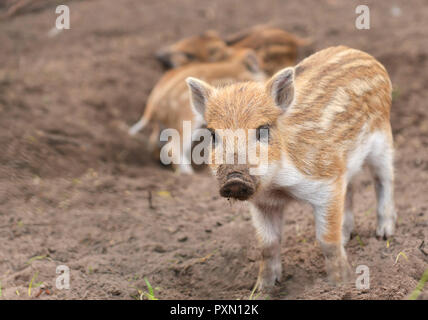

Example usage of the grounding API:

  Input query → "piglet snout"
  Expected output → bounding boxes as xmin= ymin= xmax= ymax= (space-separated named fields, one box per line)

xmin=219 ymin=172 xmax=255 ymax=200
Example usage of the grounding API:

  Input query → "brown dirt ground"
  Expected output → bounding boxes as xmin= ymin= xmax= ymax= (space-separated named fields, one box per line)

xmin=0 ymin=0 xmax=427 ymax=300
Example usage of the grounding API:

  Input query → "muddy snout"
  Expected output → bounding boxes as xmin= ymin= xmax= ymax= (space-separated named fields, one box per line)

xmin=219 ymin=171 xmax=255 ymax=201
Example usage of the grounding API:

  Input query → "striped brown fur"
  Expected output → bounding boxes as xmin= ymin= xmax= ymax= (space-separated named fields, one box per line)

xmin=187 ymin=46 xmax=396 ymax=290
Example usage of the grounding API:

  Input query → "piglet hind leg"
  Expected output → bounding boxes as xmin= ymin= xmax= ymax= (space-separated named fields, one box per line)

xmin=342 ymin=183 xmax=355 ymax=246
xmin=249 ymin=200 xmax=286 ymax=291
xmin=315 ymin=181 xmax=352 ymax=285
xmin=367 ymin=129 xmax=396 ymax=239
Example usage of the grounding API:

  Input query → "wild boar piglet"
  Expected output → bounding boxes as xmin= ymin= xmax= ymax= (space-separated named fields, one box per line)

xmin=187 ymin=46 xmax=396 ymax=290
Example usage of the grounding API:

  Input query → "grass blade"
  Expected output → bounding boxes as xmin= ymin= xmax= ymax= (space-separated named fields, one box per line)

xmin=408 ymin=269 xmax=428 ymax=300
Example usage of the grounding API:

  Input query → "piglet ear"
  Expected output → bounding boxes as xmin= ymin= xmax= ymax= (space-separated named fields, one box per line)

xmin=266 ymin=67 xmax=295 ymax=112
xmin=186 ymin=77 xmax=213 ymax=118
xmin=242 ymin=49 xmax=262 ymax=74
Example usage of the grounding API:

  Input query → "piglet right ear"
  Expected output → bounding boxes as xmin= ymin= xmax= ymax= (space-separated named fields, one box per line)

xmin=186 ymin=77 xmax=213 ymax=118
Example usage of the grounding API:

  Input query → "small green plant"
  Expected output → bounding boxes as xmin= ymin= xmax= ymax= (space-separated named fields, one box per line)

xmin=26 ymin=255 xmax=48 ymax=265
xmin=248 ymin=281 xmax=262 ymax=300
xmin=130 ymin=277 xmax=159 ymax=300
xmin=28 ymin=271 xmax=43 ymax=297
xmin=394 ymin=251 xmax=408 ymax=265
xmin=143 ymin=277 xmax=158 ymax=300
xmin=408 ymin=269 xmax=428 ymax=300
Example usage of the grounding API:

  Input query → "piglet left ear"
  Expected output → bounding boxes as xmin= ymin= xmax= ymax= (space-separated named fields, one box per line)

xmin=266 ymin=67 xmax=295 ymax=112
xmin=186 ymin=77 xmax=213 ymax=118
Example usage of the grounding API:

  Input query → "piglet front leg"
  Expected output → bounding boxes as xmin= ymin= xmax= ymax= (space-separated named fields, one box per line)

xmin=249 ymin=200 xmax=286 ymax=291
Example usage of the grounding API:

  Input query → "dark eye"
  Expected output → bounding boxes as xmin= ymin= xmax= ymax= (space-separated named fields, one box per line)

xmin=256 ymin=125 xmax=270 ymax=142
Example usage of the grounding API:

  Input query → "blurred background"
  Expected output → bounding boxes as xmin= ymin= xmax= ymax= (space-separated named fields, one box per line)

xmin=0 ymin=0 xmax=427 ymax=300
